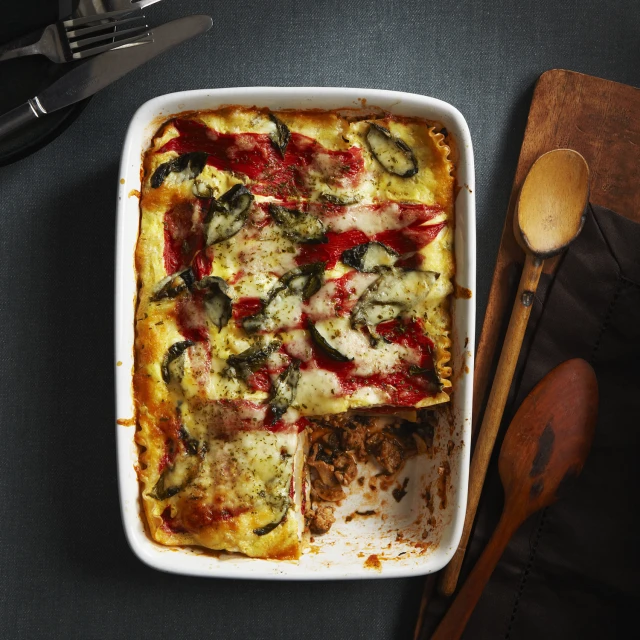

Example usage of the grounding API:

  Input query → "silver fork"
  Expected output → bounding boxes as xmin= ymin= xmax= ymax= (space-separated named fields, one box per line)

xmin=71 ymin=1 xmax=162 ymax=18
xmin=0 ymin=9 xmax=150 ymax=63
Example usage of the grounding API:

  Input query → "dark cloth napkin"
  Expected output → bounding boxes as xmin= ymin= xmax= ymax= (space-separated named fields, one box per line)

xmin=423 ymin=204 xmax=640 ymax=639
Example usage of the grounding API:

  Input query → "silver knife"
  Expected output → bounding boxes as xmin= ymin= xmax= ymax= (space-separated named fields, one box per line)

xmin=0 ymin=15 xmax=212 ymax=141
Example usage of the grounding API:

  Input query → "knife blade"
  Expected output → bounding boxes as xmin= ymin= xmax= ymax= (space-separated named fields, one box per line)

xmin=0 ymin=14 xmax=212 ymax=141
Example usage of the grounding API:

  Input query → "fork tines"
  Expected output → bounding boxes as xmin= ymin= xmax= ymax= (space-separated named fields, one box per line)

xmin=63 ymin=9 xmax=150 ymax=60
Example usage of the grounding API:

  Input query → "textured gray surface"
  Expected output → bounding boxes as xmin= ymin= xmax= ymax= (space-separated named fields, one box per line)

xmin=0 ymin=0 xmax=638 ymax=638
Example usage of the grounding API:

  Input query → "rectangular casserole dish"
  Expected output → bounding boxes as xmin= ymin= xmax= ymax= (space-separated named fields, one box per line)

xmin=115 ymin=87 xmax=475 ymax=579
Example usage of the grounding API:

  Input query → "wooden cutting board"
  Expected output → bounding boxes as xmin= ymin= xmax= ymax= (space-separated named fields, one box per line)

xmin=472 ymin=68 xmax=640 ymax=429
xmin=414 ymin=68 xmax=639 ymax=640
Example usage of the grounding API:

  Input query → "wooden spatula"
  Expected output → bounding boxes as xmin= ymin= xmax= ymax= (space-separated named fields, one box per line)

xmin=432 ymin=358 xmax=598 ymax=639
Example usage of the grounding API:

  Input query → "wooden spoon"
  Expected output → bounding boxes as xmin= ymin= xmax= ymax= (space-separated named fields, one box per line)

xmin=432 ymin=358 xmax=598 ymax=640
xmin=439 ymin=149 xmax=590 ymax=596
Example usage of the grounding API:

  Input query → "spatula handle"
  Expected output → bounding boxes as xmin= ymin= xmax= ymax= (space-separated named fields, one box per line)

xmin=432 ymin=512 xmax=520 ymax=640
xmin=438 ymin=253 xmax=543 ymax=597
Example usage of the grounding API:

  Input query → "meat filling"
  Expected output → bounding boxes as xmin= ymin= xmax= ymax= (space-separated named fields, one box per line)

xmin=333 ymin=453 xmax=358 ymax=486
xmin=365 ymin=432 xmax=404 ymax=474
xmin=306 ymin=504 xmax=336 ymax=535
xmin=341 ymin=424 xmax=368 ymax=462
xmin=305 ymin=412 xmax=432 ymax=534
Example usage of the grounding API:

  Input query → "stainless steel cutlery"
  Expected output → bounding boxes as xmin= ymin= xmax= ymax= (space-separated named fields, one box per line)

xmin=0 ymin=15 xmax=213 ymax=141
xmin=0 ymin=9 xmax=150 ymax=63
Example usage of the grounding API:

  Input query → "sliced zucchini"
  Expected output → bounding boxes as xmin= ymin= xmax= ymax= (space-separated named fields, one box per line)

xmin=242 ymin=263 xmax=325 ymax=333
xmin=308 ymin=321 xmax=353 ymax=362
xmin=194 ymin=276 xmax=232 ymax=330
xmin=150 ymin=447 xmax=204 ymax=500
xmin=151 ymin=152 xmax=208 ymax=188
xmin=178 ymin=425 xmax=202 ymax=456
xmin=341 ymin=242 xmax=399 ymax=272
xmin=269 ymin=203 xmax=327 ymax=244
xmin=268 ymin=360 xmax=301 ymax=424
xmin=205 ymin=184 xmax=254 ymax=246
xmin=223 ymin=339 xmax=282 ymax=381
xmin=350 ymin=267 xmax=439 ymax=338
xmin=319 ymin=193 xmax=361 ymax=205
xmin=278 ymin=262 xmax=325 ymax=299
xmin=253 ymin=505 xmax=289 ymax=536
xmin=151 ymin=268 xmax=195 ymax=302
xmin=409 ymin=364 xmax=444 ymax=393
xmin=366 ymin=123 xmax=418 ymax=178
xmin=161 ymin=340 xmax=194 ymax=383
xmin=268 ymin=113 xmax=291 ymax=157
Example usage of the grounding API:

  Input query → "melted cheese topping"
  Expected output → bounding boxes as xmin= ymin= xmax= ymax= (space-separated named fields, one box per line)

xmin=134 ymin=105 xmax=455 ymax=559
xmin=324 ymin=202 xmax=447 ymax=234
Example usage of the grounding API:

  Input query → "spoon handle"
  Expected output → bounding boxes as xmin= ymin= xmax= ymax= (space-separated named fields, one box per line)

xmin=432 ymin=512 xmax=520 ymax=640
xmin=439 ymin=253 xmax=543 ymax=597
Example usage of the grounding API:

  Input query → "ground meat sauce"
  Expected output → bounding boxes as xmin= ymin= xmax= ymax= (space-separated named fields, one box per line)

xmin=307 ymin=503 xmax=336 ymax=535
xmin=304 ymin=413 xmax=431 ymax=534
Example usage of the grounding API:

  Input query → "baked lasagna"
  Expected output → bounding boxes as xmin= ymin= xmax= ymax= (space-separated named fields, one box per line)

xmin=133 ymin=106 xmax=455 ymax=559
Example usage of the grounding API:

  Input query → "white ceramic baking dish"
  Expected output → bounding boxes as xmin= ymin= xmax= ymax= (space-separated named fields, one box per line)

xmin=115 ymin=87 xmax=475 ymax=579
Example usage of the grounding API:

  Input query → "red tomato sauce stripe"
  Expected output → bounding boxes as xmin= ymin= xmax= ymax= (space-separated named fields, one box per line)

xmin=296 ymin=229 xmax=367 ymax=267
xmin=176 ymin=294 xmax=209 ymax=343
xmin=330 ymin=271 xmax=362 ymax=316
xmin=160 ymin=506 xmax=187 ymax=533
xmin=157 ymin=417 xmax=182 ymax=473
xmin=164 ymin=197 xmax=444 ymax=288
xmin=301 ymin=317 xmax=438 ymax=406
xmin=246 ymin=369 xmax=271 ymax=393
xmin=232 ymin=226 xmax=447 ymax=330
xmin=375 ymin=317 xmax=436 ymax=369
xmin=157 ymin=416 xmax=181 ymax=439
xmin=160 ymin=118 xmax=364 ymax=198
xmin=251 ymin=200 xmax=445 ymax=268
xmin=267 ymin=415 xmax=311 ymax=434
xmin=295 ymin=221 xmax=447 ymax=268
xmin=161 ymin=504 xmax=251 ymax=534
xmin=246 ymin=355 xmax=290 ymax=393
xmin=163 ymin=199 xmax=212 ymax=277
xmin=192 ymin=250 xmax=213 ymax=280
xmin=232 ymin=297 xmax=262 ymax=322
xmin=374 ymin=222 xmax=447 ymax=255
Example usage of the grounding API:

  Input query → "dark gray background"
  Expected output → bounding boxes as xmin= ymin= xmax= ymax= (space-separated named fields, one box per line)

xmin=0 ymin=1 xmax=638 ymax=638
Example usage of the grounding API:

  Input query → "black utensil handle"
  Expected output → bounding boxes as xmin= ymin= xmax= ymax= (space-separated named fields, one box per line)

xmin=0 ymin=103 xmax=40 ymax=141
